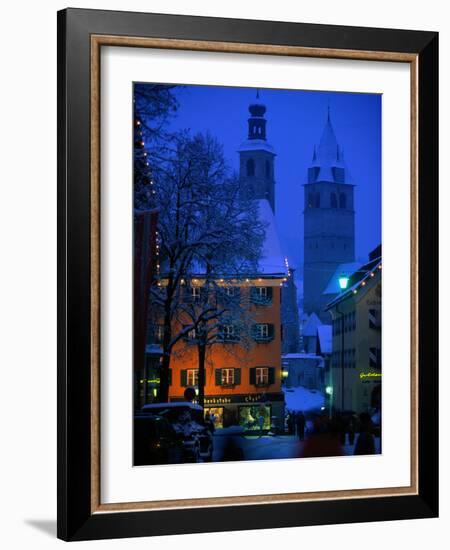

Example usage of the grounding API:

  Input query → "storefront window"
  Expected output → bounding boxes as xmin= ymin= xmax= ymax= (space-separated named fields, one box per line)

xmin=204 ymin=407 xmax=224 ymax=428
xmin=238 ymin=404 xmax=271 ymax=431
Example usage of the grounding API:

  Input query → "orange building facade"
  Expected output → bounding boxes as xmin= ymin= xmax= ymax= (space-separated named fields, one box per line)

xmin=167 ymin=278 xmax=285 ymax=430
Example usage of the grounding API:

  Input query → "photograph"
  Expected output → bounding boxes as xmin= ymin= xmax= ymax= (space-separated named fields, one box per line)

xmin=133 ymin=82 xmax=382 ymax=465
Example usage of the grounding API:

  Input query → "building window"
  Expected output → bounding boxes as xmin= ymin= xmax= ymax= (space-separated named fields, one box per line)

xmin=265 ymin=159 xmax=271 ymax=177
xmin=308 ymin=192 xmax=314 ymax=208
xmin=182 ymin=325 xmax=198 ymax=342
xmin=224 ymin=286 xmax=235 ymax=297
xmin=369 ymin=308 xmax=381 ymax=329
xmin=333 ymin=167 xmax=345 ymax=183
xmin=148 ymin=323 xmax=164 ymax=344
xmin=187 ymin=369 xmax=198 ymax=386
xmin=339 ymin=192 xmax=347 ymax=209
xmin=256 ymin=367 xmax=269 ymax=385
xmin=155 ymin=324 xmax=164 ymax=343
xmin=187 ymin=286 xmax=201 ymax=302
xmin=220 ymin=324 xmax=239 ymax=342
xmin=330 ymin=192 xmax=337 ymax=208
xmin=251 ymin=286 xmax=272 ymax=305
xmin=343 ymin=312 xmax=355 ymax=333
xmin=221 ymin=368 xmax=235 ymax=385
xmin=258 ymin=324 xmax=268 ymax=338
xmin=215 ymin=368 xmax=241 ymax=386
xmin=247 ymin=158 xmax=255 ymax=177
xmin=315 ymin=192 xmax=321 ymax=208
xmin=369 ymin=348 xmax=382 ymax=369
xmin=252 ymin=323 xmax=274 ymax=342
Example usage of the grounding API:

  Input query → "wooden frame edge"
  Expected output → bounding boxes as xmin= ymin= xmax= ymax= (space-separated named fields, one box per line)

xmin=89 ymin=34 xmax=419 ymax=515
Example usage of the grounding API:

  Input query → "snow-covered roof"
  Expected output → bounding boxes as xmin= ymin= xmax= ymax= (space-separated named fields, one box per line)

xmin=322 ymin=262 xmax=362 ymax=295
xmin=237 ymin=138 xmax=275 ymax=154
xmin=325 ymin=258 xmax=381 ymax=310
xmin=317 ymin=325 xmax=332 ymax=354
xmin=256 ymin=199 xmax=288 ymax=277
xmin=146 ymin=344 xmax=162 ymax=355
xmin=302 ymin=312 xmax=322 ymax=336
xmin=284 ymin=386 xmax=325 ymax=412
xmin=282 ymin=353 xmax=322 ymax=360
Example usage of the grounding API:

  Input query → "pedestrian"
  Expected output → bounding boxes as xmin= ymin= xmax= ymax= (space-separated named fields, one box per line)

xmin=258 ymin=413 xmax=265 ymax=437
xmin=296 ymin=411 xmax=306 ymax=440
xmin=289 ymin=412 xmax=295 ymax=435
xmin=300 ymin=416 xmax=343 ymax=458
xmin=354 ymin=412 xmax=376 ymax=455
xmin=204 ymin=411 xmax=215 ymax=434
xmin=348 ymin=415 xmax=356 ymax=446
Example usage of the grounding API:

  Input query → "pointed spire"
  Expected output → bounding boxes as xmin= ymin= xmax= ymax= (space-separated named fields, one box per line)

xmin=307 ymin=107 xmax=348 ymax=184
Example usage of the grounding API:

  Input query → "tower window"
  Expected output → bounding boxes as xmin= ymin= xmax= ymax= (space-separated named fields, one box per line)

xmin=315 ymin=192 xmax=321 ymax=208
xmin=333 ymin=167 xmax=345 ymax=183
xmin=308 ymin=192 xmax=314 ymax=208
xmin=265 ymin=160 xmax=271 ymax=178
xmin=330 ymin=193 xmax=337 ymax=208
xmin=339 ymin=193 xmax=347 ymax=209
xmin=247 ymin=158 xmax=255 ymax=177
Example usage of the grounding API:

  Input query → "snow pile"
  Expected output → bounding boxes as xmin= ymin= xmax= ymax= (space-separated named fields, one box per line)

xmin=169 ymin=410 xmax=202 ymax=437
xmin=284 ymin=386 xmax=325 ymax=412
xmin=215 ymin=426 xmax=245 ymax=436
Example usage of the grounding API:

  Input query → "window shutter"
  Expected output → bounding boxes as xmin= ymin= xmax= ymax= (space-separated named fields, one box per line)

xmin=215 ymin=369 xmax=222 ymax=386
xmin=267 ymin=286 xmax=273 ymax=300
xmin=234 ymin=368 xmax=241 ymax=385
xmin=249 ymin=368 xmax=256 ymax=385
xmin=268 ymin=324 xmax=275 ymax=339
xmin=251 ymin=324 xmax=257 ymax=339
xmin=268 ymin=367 xmax=275 ymax=385
xmin=180 ymin=370 xmax=187 ymax=387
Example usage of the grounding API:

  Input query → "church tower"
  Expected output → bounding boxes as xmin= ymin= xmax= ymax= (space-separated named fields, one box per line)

xmin=303 ymin=109 xmax=355 ymax=321
xmin=238 ymin=91 xmax=276 ymax=212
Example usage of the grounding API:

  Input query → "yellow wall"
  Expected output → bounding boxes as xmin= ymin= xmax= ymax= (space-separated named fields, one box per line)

xmin=330 ymin=272 xmax=382 ymax=413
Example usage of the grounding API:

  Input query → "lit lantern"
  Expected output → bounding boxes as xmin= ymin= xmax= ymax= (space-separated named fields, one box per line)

xmin=338 ymin=275 xmax=349 ymax=290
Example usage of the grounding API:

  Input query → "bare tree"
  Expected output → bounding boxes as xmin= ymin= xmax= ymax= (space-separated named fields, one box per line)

xmin=149 ymin=131 xmax=265 ymax=402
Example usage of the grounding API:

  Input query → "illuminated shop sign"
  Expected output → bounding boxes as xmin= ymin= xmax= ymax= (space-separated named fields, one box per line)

xmin=359 ymin=372 xmax=382 ymax=380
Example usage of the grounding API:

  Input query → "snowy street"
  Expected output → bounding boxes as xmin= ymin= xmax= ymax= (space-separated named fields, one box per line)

xmin=211 ymin=431 xmax=381 ymax=462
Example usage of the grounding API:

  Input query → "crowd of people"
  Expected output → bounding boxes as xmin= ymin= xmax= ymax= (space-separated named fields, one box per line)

xmin=285 ymin=410 xmax=380 ymax=456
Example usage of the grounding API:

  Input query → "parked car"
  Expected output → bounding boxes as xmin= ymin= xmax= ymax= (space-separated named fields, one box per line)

xmin=141 ymin=402 xmax=213 ymax=462
xmin=134 ymin=414 xmax=185 ymax=465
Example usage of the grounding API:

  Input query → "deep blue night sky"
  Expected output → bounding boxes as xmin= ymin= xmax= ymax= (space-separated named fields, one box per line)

xmin=164 ymin=85 xmax=381 ymax=280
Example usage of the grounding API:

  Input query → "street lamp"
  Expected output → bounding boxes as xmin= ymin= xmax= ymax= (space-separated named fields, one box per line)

xmin=337 ymin=274 xmax=349 ymax=413
xmin=325 ymin=385 xmax=333 ymax=418
xmin=338 ymin=275 xmax=349 ymax=291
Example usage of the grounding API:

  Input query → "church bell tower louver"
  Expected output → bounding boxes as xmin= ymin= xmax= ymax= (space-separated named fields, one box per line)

xmin=303 ymin=109 xmax=355 ymax=321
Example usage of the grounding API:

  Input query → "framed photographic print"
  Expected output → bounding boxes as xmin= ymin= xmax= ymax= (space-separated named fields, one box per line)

xmin=57 ymin=8 xmax=438 ymax=541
